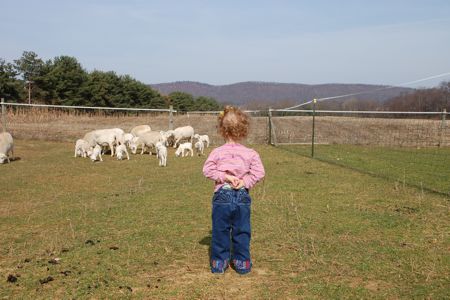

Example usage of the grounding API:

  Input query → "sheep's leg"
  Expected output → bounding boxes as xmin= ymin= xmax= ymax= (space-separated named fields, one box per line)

xmin=109 ymin=143 xmax=114 ymax=156
xmin=190 ymin=148 xmax=194 ymax=157
xmin=99 ymin=152 xmax=103 ymax=162
xmin=74 ymin=146 xmax=78 ymax=157
xmin=126 ymin=150 xmax=130 ymax=160
xmin=174 ymin=138 xmax=181 ymax=148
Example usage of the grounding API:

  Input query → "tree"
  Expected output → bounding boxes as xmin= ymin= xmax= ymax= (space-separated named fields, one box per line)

xmin=193 ymin=96 xmax=221 ymax=111
xmin=169 ymin=91 xmax=195 ymax=111
xmin=14 ymin=51 xmax=44 ymax=102
xmin=0 ymin=58 xmax=21 ymax=100
xmin=38 ymin=56 xmax=88 ymax=105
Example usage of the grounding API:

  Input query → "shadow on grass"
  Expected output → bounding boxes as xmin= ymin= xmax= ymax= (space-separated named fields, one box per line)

xmin=199 ymin=231 xmax=212 ymax=259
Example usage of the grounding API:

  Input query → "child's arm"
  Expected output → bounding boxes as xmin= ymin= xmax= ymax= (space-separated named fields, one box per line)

xmin=202 ymin=150 xmax=227 ymax=183
xmin=242 ymin=152 xmax=265 ymax=189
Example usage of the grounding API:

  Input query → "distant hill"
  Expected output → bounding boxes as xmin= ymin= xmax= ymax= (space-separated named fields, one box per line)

xmin=149 ymin=81 xmax=413 ymax=107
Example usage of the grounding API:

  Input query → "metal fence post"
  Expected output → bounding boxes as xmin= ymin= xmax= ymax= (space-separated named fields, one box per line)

xmin=268 ymin=108 xmax=276 ymax=145
xmin=169 ymin=105 xmax=174 ymax=130
xmin=311 ymin=99 xmax=317 ymax=158
xmin=268 ymin=108 xmax=272 ymax=145
xmin=439 ymin=108 xmax=447 ymax=147
xmin=1 ymin=98 xmax=6 ymax=132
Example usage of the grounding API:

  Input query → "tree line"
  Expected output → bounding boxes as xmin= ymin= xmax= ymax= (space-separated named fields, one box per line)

xmin=0 ymin=51 xmax=221 ymax=111
xmin=249 ymin=82 xmax=450 ymax=112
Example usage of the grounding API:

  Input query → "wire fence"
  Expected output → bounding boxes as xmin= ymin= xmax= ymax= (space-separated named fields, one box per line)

xmin=1 ymin=99 xmax=450 ymax=194
xmin=0 ymin=100 xmax=269 ymax=144
xmin=269 ymin=108 xmax=450 ymax=195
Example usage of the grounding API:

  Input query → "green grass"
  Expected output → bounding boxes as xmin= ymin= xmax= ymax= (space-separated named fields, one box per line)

xmin=0 ymin=141 xmax=449 ymax=299
xmin=279 ymin=144 xmax=450 ymax=195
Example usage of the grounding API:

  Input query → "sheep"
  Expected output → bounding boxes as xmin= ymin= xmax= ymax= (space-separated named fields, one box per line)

xmin=83 ymin=128 xmax=123 ymax=156
xmin=167 ymin=126 xmax=194 ymax=148
xmin=89 ymin=145 xmax=103 ymax=162
xmin=175 ymin=142 xmax=193 ymax=157
xmin=155 ymin=141 xmax=167 ymax=167
xmin=0 ymin=132 xmax=14 ymax=164
xmin=194 ymin=141 xmax=204 ymax=156
xmin=123 ymin=133 xmax=134 ymax=147
xmin=74 ymin=139 xmax=90 ymax=158
xmin=115 ymin=144 xmax=130 ymax=160
xmin=194 ymin=134 xmax=210 ymax=148
xmin=130 ymin=131 xmax=163 ymax=155
xmin=130 ymin=125 xmax=151 ymax=137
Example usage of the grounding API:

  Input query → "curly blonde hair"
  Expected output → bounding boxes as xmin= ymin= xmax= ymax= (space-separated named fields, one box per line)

xmin=218 ymin=106 xmax=249 ymax=141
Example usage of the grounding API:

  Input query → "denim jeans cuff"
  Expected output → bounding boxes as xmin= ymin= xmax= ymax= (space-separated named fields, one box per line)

xmin=232 ymin=259 xmax=252 ymax=274
xmin=211 ymin=259 xmax=229 ymax=273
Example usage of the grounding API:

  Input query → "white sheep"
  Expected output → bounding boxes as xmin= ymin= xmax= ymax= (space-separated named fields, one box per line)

xmin=74 ymin=139 xmax=90 ymax=158
xmin=83 ymin=128 xmax=124 ymax=156
xmin=115 ymin=144 xmax=130 ymax=160
xmin=123 ymin=133 xmax=134 ymax=147
xmin=0 ymin=132 xmax=14 ymax=164
xmin=89 ymin=145 xmax=103 ymax=162
xmin=194 ymin=134 xmax=210 ymax=148
xmin=155 ymin=141 xmax=167 ymax=167
xmin=167 ymin=126 xmax=194 ymax=148
xmin=131 ymin=131 xmax=163 ymax=155
xmin=130 ymin=125 xmax=152 ymax=137
xmin=175 ymin=142 xmax=193 ymax=157
xmin=194 ymin=141 xmax=204 ymax=156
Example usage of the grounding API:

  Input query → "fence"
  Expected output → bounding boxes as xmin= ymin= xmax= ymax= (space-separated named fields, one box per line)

xmin=0 ymin=100 xmax=269 ymax=144
xmin=2 ymin=99 xmax=450 ymax=194
xmin=269 ymin=107 xmax=450 ymax=195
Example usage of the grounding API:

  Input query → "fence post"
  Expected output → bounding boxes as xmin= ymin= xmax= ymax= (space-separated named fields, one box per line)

xmin=268 ymin=108 xmax=276 ymax=145
xmin=439 ymin=108 xmax=447 ymax=147
xmin=169 ymin=105 xmax=174 ymax=130
xmin=268 ymin=108 xmax=272 ymax=145
xmin=311 ymin=99 xmax=317 ymax=158
xmin=1 ymin=98 xmax=6 ymax=132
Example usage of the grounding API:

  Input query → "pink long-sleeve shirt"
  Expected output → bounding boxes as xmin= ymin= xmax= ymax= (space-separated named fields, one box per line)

xmin=203 ymin=143 xmax=265 ymax=192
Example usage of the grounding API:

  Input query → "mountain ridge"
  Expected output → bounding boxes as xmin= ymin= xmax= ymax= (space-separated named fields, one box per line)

xmin=149 ymin=81 xmax=413 ymax=106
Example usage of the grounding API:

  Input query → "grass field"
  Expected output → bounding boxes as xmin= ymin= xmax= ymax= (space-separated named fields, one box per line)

xmin=1 ymin=141 xmax=449 ymax=299
xmin=279 ymin=144 xmax=450 ymax=195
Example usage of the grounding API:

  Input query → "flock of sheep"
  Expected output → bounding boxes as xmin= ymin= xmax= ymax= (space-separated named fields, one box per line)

xmin=74 ymin=125 xmax=210 ymax=167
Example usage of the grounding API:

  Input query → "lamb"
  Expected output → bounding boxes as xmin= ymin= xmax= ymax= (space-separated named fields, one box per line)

xmin=89 ymin=145 xmax=103 ymax=162
xmin=166 ymin=126 xmax=194 ymax=148
xmin=194 ymin=134 xmax=210 ymax=148
xmin=115 ymin=144 xmax=130 ymax=160
xmin=175 ymin=142 xmax=193 ymax=157
xmin=130 ymin=125 xmax=151 ymax=137
xmin=155 ymin=141 xmax=167 ymax=167
xmin=194 ymin=141 xmax=204 ymax=156
xmin=0 ymin=132 xmax=14 ymax=164
xmin=130 ymin=131 xmax=163 ymax=155
xmin=74 ymin=139 xmax=90 ymax=158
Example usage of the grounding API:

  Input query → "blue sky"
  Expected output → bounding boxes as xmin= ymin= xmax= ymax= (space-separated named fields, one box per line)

xmin=1 ymin=0 xmax=450 ymax=87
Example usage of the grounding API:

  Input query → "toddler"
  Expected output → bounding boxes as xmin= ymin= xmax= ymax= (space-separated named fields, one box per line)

xmin=203 ymin=106 xmax=265 ymax=274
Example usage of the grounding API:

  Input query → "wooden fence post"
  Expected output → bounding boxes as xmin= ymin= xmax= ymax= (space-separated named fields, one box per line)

xmin=169 ymin=105 xmax=174 ymax=130
xmin=439 ymin=108 xmax=447 ymax=147
xmin=1 ymin=98 xmax=6 ymax=132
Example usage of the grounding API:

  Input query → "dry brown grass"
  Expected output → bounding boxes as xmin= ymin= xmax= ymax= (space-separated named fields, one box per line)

xmin=2 ymin=107 xmax=268 ymax=144
xmin=272 ymin=115 xmax=450 ymax=147
xmin=2 ymin=107 xmax=449 ymax=147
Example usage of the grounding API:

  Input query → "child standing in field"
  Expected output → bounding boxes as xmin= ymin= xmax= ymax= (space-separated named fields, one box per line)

xmin=202 ymin=106 xmax=265 ymax=274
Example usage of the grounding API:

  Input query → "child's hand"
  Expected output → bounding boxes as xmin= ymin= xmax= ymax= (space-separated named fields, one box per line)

xmin=225 ymin=174 xmax=240 ymax=186
xmin=233 ymin=179 xmax=245 ymax=190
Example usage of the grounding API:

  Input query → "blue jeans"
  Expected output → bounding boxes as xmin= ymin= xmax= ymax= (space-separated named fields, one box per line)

xmin=210 ymin=187 xmax=252 ymax=274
